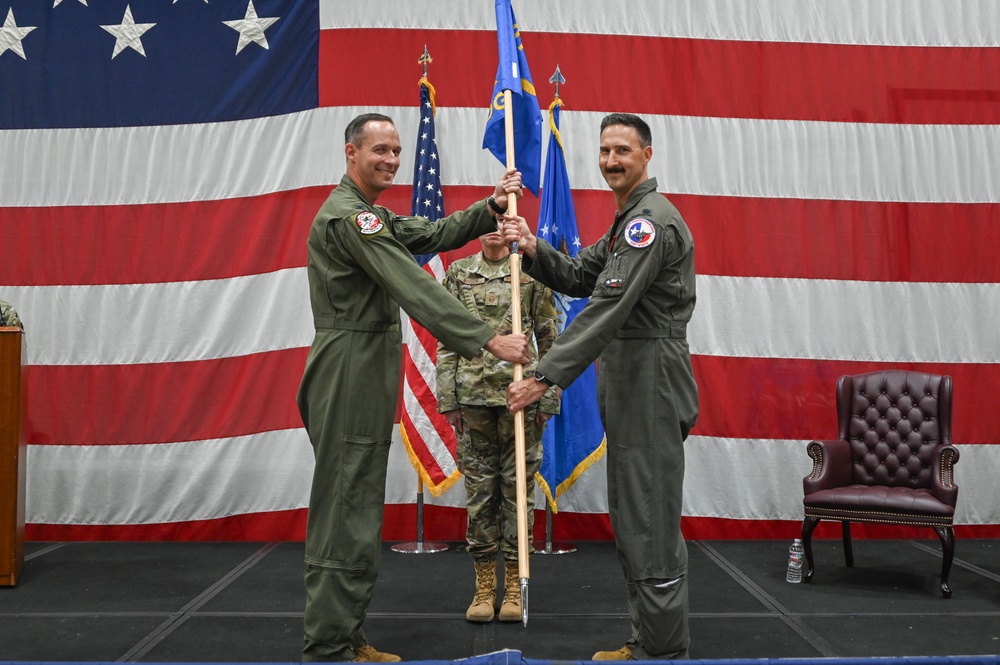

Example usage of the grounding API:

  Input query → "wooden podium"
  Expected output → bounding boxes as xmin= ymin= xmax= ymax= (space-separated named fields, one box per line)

xmin=0 ymin=327 xmax=26 ymax=586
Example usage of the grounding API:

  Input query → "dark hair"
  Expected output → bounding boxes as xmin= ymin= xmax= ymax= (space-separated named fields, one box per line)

xmin=345 ymin=113 xmax=394 ymax=147
xmin=600 ymin=113 xmax=652 ymax=148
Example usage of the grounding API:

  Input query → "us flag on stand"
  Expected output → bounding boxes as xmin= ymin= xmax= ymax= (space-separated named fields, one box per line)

xmin=399 ymin=76 xmax=462 ymax=497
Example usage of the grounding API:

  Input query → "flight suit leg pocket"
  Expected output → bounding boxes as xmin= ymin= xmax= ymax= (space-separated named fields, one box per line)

xmin=340 ymin=437 xmax=392 ymax=508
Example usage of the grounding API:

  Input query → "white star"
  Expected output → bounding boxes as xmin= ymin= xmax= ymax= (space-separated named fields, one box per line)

xmin=539 ymin=224 xmax=550 ymax=236
xmin=0 ymin=9 xmax=36 ymax=60
xmin=53 ymin=0 xmax=87 ymax=6
xmin=101 ymin=5 xmax=155 ymax=59
xmin=223 ymin=0 xmax=280 ymax=55
xmin=573 ymin=236 xmax=582 ymax=249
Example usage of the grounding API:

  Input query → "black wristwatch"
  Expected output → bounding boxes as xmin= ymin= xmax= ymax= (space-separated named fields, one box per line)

xmin=487 ymin=195 xmax=507 ymax=215
xmin=534 ymin=373 xmax=554 ymax=387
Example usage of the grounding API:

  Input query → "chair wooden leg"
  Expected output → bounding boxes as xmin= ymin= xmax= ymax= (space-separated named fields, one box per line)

xmin=801 ymin=517 xmax=820 ymax=583
xmin=934 ymin=526 xmax=955 ymax=599
xmin=841 ymin=521 xmax=854 ymax=567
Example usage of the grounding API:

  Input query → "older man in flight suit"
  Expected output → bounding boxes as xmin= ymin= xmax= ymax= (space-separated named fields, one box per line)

xmin=506 ymin=113 xmax=698 ymax=660
xmin=297 ymin=113 xmax=530 ymax=662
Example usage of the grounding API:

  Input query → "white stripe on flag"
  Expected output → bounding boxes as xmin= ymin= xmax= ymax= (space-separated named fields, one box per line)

xmin=7 ymin=108 xmax=1000 ymax=207
xmin=27 ymin=430 xmax=998 ymax=526
xmin=10 ymin=274 xmax=997 ymax=366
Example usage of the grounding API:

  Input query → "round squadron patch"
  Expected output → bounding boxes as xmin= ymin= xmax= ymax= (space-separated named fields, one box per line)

xmin=624 ymin=218 xmax=656 ymax=248
xmin=356 ymin=211 xmax=384 ymax=235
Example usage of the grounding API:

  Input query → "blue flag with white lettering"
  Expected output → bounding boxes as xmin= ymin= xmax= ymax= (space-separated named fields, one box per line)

xmin=536 ymin=103 xmax=606 ymax=511
xmin=482 ymin=0 xmax=542 ymax=195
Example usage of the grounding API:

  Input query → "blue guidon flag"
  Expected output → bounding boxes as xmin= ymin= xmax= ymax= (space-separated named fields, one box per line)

xmin=482 ymin=0 xmax=542 ymax=195
xmin=536 ymin=102 xmax=607 ymax=511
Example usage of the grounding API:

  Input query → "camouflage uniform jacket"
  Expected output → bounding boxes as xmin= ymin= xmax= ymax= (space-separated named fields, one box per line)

xmin=0 ymin=299 xmax=23 ymax=329
xmin=437 ymin=251 xmax=561 ymax=415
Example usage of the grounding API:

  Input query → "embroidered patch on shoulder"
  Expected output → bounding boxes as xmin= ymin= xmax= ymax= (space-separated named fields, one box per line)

xmin=625 ymin=218 xmax=656 ymax=248
xmin=355 ymin=211 xmax=384 ymax=235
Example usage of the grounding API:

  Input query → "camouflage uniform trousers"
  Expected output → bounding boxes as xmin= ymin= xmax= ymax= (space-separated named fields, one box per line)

xmin=457 ymin=404 xmax=544 ymax=563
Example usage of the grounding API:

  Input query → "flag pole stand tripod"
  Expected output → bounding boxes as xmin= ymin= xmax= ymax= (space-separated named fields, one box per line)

xmin=391 ymin=477 xmax=448 ymax=554
xmin=532 ymin=501 xmax=577 ymax=554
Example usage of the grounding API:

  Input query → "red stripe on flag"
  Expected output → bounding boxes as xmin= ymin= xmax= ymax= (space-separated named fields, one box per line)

xmin=322 ymin=28 xmax=1000 ymax=124
xmin=0 ymin=187 xmax=326 ymax=287
xmin=26 ymin=351 xmax=998 ymax=447
xmin=5 ymin=187 xmax=996 ymax=286
xmin=27 ymin=349 xmax=307 ymax=446
xmin=400 ymin=346 xmax=459 ymax=488
xmin=691 ymin=356 xmax=998 ymax=445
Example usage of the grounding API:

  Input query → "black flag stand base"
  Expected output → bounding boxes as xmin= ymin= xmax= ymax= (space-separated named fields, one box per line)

xmin=532 ymin=501 xmax=578 ymax=555
xmin=391 ymin=485 xmax=449 ymax=554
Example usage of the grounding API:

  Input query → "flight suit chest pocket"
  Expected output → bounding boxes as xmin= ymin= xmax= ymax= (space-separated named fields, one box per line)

xmin=593 ymin=253 xmax=629 ymax=298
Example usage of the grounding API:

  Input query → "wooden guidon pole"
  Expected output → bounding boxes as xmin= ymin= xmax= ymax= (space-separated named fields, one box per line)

xmin=502 ymin=88 xmax=530 ymax=626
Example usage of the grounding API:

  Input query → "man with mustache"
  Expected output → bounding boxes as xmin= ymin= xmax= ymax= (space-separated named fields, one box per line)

xmin=436 ymin=226 xmax=561 ymax=624
xmin=297 ymin=113 xmax=531 ymax=662
xmin=505 ymin=113 xmax=698 ymax=660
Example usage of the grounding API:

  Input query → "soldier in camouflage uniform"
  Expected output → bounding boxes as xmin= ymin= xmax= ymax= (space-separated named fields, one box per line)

xmin=437 ymin=227 xmax=561 ymax=623
xmin=0 ymin=299 xmax=23 ymax=329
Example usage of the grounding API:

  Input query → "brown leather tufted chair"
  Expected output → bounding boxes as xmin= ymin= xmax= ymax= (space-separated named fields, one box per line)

xmin=801 ymin=370 xmax=959 ymax=598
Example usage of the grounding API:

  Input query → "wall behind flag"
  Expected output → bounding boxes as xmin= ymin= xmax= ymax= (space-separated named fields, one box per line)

xmin=3 ymin=0 xmax=999 ymax=540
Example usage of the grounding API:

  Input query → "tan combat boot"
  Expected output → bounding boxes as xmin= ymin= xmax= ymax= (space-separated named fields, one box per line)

xmin=466 ymin=560 xmax=497 ymax=622
xmin=351 ymin=644 xmax=402 ymax=662
xmin=592 ymin=645 xmax=633 ymax=661
xmin=498 ymin=559 xmax=522 ymax=622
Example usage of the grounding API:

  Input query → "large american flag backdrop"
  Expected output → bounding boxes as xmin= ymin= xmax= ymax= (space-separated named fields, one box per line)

xmin=1 ymin=0 xmax=998 ymax=541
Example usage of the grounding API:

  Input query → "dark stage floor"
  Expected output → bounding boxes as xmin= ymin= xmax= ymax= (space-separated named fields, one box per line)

xmin=1 ymin=539 xmax=998 ymax=662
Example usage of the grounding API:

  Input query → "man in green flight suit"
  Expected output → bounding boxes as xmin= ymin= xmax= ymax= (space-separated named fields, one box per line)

xmin=297 ymin=113 xmax=531 ymax=663
xmin=506 ymin=113 xmax=699 ymax=660
xmin=436 ymin=228 xmax=561 ymax=624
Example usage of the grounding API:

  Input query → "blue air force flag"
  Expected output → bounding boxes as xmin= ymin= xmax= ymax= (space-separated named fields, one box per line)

xmin=536 ymin=103 xmax=607 ymax=510
xmin=482 ymin=0 xmax=542 ymax=195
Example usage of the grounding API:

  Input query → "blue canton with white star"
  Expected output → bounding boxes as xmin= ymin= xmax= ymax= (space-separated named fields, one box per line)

xmin=0 ymin=0 xmax=317 ymax=129
xmin=410 ymin=80 xmax=445 ymax=265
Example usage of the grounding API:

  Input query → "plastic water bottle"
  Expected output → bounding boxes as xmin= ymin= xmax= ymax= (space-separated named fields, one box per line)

xmin=786 ymin=538 xmax=804 ymax=583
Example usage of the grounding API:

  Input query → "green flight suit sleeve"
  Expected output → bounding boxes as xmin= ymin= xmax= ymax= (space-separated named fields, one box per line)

xmin=333 ymin=215 xmax=495 ymax=360
xmin=435 ymin=268 xmax=462 ymax=412
xmin=390 ymin=199 xmax=499 ymax=255
xmin=533 ymin=224 xmax=676 ymax=389
xmin=522 ymin=232 xmax=612 ymax=299
xmin=530 ymin=282 xmax=562 ymax=415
